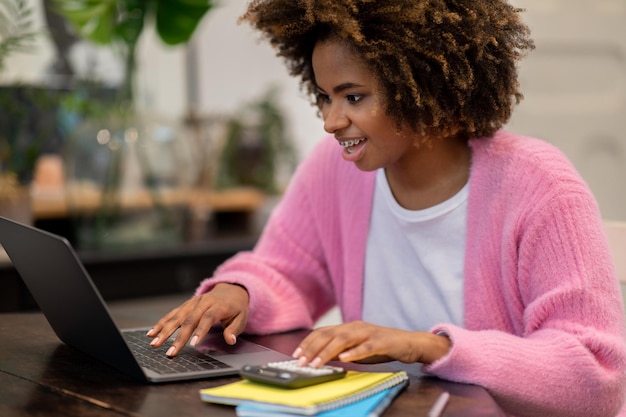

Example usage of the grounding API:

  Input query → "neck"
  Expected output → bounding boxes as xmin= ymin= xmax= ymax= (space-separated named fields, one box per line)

xmin=385 ymin=136 xmax=471 ymax=210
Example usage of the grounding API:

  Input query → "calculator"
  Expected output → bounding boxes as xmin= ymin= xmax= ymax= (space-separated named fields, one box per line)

xmin=239 ymin=360 xmax=347 ymax=389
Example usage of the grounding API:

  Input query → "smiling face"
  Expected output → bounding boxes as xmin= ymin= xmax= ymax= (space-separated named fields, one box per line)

xmin=313 ymin=39 xmax=421 ymax=172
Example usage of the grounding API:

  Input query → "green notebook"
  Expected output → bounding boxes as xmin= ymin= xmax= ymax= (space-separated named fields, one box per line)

xmin=199 ymin=370 xmax=409 ymax=416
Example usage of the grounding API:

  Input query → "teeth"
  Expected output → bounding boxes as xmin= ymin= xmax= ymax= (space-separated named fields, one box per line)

xmin=339 ymin=138 xmax=364 ymax=148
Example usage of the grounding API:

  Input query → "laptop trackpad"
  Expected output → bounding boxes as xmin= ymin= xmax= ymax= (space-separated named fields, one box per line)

xmin=192 ymin=329 xmax=294 ymax=368
xmin=194 ymin=330 xmax=270 ymax=355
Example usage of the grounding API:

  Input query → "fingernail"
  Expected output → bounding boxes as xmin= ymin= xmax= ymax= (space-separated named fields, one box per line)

xmin=166 ymin=346 xmax=175 ymax=357
xmin=310 ymin=357 xmax=322 ymax=368
xmin=297 ymin=356 xmax=308 ymax=366
xmin=150 ymin=337 xmax=159 ymax=346
xmin=146 ymin=328 xmax=154 ymax=336
xmin=230 ymin=334 xmax=237 ymax=344
xmin=292 ymin=347 xmax=302 ymax=358
xmin=190 ymin=335 xmax=199 ymax=346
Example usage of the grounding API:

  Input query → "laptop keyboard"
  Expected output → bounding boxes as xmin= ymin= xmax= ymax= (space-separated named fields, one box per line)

xmin=123 ymin=330 xmax=231 ymax=375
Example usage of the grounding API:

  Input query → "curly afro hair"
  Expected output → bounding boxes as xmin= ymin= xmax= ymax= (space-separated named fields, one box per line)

xmin=240 ymin=0 xmax=534 ymax=140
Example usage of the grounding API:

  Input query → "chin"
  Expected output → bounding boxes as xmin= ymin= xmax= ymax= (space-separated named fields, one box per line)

xmin=353 ymin=160 xmax=380 ymax=172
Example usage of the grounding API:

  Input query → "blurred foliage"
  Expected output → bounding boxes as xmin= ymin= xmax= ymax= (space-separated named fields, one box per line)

xmin=0 ymin=86 xmax=61 ymax=182
xmin=54 ymin=0 xmax=213 ymax=46
xmin=0 ymin=0 xmax=37 ymax=73
xmin=0 ymin=75 xmax=118 ymax=182
xmin=54 ymin=0 xmax=214 ymax=103
xmin=0 ymin=0 xmax=44 ymax=183
xmin=216 ymin=88 xmax=298 ymax=194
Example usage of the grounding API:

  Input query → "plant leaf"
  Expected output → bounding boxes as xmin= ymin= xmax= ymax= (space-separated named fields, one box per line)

xmin=53 ymin=0 xmax=117 ymax=44
xmin=0 ymin=0 xmax=37 ymax=73
xmin=113 ymin=0 xmax=146 ymax=46
xmin=155 ymin=0 xmax=213 ymax=45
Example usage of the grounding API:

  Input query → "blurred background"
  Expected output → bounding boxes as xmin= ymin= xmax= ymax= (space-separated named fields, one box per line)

xmin=507 ymin=0 xmax=626 ymax=222
xmin=0 ymin=0 xmax=624 ymax=310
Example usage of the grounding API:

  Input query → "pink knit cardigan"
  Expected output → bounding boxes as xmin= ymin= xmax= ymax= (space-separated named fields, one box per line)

xmin=197 ymin=130 xmax=626 ymax=416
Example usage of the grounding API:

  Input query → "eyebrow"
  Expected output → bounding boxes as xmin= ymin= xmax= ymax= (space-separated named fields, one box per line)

xmin=317 ymin=82 xmax=365 ymax=94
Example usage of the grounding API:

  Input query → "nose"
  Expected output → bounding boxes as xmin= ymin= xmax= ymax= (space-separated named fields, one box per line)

xmin=322 ymin=103 xmax=349 ymax=134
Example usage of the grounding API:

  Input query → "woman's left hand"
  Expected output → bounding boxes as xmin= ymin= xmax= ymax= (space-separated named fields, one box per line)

xmin=291 ymin=321 xmax=451 ymax=367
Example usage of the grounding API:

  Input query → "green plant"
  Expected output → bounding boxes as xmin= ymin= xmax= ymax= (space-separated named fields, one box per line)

xmin=0 ymin=0 xmax=48 ymax=185
xmin=54 ymin=0 xmax=214 ymax=104
xmin=216 ymin=87 xmax=298 ymax=194
xmin=0 ymin=86 xmax=62 ymax=182
xmin=0 ymin=0 xmax=37 ymax=73
xmin=52 ymin=0 xmax=215 ymax=248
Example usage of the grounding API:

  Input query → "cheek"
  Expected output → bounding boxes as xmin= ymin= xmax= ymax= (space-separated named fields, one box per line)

xmin=385 ymin=132 xmax=416 ymax=156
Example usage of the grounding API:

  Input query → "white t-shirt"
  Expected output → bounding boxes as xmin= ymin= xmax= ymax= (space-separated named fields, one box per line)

xmin=362 ymin=168 xmax=468 ymax=330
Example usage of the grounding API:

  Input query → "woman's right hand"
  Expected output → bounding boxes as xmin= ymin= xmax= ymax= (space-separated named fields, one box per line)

xmin=146 ymin=283 xmax=250 ymax=357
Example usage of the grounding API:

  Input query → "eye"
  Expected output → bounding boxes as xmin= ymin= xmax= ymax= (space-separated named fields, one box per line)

xmin=346 ymin=94 xmax=362 ymax=103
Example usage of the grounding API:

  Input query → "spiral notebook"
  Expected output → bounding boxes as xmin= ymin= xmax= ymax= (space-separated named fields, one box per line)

xmin=199 ymin=370 xmax=409 ymax=416
xmin=235 ymin=382 xmax=408 ymax=417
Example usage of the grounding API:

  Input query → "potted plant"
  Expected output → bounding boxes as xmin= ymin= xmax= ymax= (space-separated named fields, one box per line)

xmin=51 ymin=0 xmax=215 ymax=249
xmin=0 ymin=0 xmax=45 ymax=223
xmin=54 ymin=0 xmax=214 ymax=105
xmin=216 ymin=87 xmax=298 ymax=195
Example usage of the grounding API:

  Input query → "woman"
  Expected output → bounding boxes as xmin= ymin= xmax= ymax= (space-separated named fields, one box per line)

xmin=148 ymin=1 xmax=626 ymax=415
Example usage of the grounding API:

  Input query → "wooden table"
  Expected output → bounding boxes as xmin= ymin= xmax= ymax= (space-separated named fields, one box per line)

xmin=0 ymin=295 xmax=505 ymax=416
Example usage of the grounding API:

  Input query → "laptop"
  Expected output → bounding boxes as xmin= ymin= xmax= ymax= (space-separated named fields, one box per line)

xmin=0 ymin=216 xmax=292 ymax=383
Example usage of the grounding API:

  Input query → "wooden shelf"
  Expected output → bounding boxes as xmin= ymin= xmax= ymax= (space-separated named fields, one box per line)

xmin=1 ymin=184 xmax=268 ymax=312
xmin=31 ymin=186 xmax=267 ymax=220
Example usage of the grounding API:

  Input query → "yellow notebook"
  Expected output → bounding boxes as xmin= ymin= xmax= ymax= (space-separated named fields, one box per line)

xmin=199 ymin=370 xmax=409 ymax=416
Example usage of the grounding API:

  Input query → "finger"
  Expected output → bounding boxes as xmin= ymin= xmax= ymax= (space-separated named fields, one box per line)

xmin=147 ymin=307 xmax=181 ymax=338
xmin=151 ymin=297 xmax=204 ymax=353
xmin=295 ymin=326 xmax=354 ymax=367
xmin=308 ymin=331 xmax=362 ymax=367
xmin=222 ymin=313 xmax=248 ymax=345
xmin=165 ymin=317 xmax=201 ymax=357
xmin=188 ymin=307 xmax=229 ymax=347
xmin=147 ymin=307 xmax=186 ymax=348
xmin=338 ymin=342 xmax=378 ymax=363
xmin=292 ymin=331 xmax=325 ymax=364
xmin=166 ymin=303 xmax=223 ymax=357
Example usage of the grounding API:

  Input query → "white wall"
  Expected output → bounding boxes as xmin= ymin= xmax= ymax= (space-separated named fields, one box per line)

xmin=3 ymin=0 xmax=626 ymax=220
xmin=135 ymin=0 xmax=324 ymax=161
xmin=507 ymin=0 xmax=626 ymax=221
